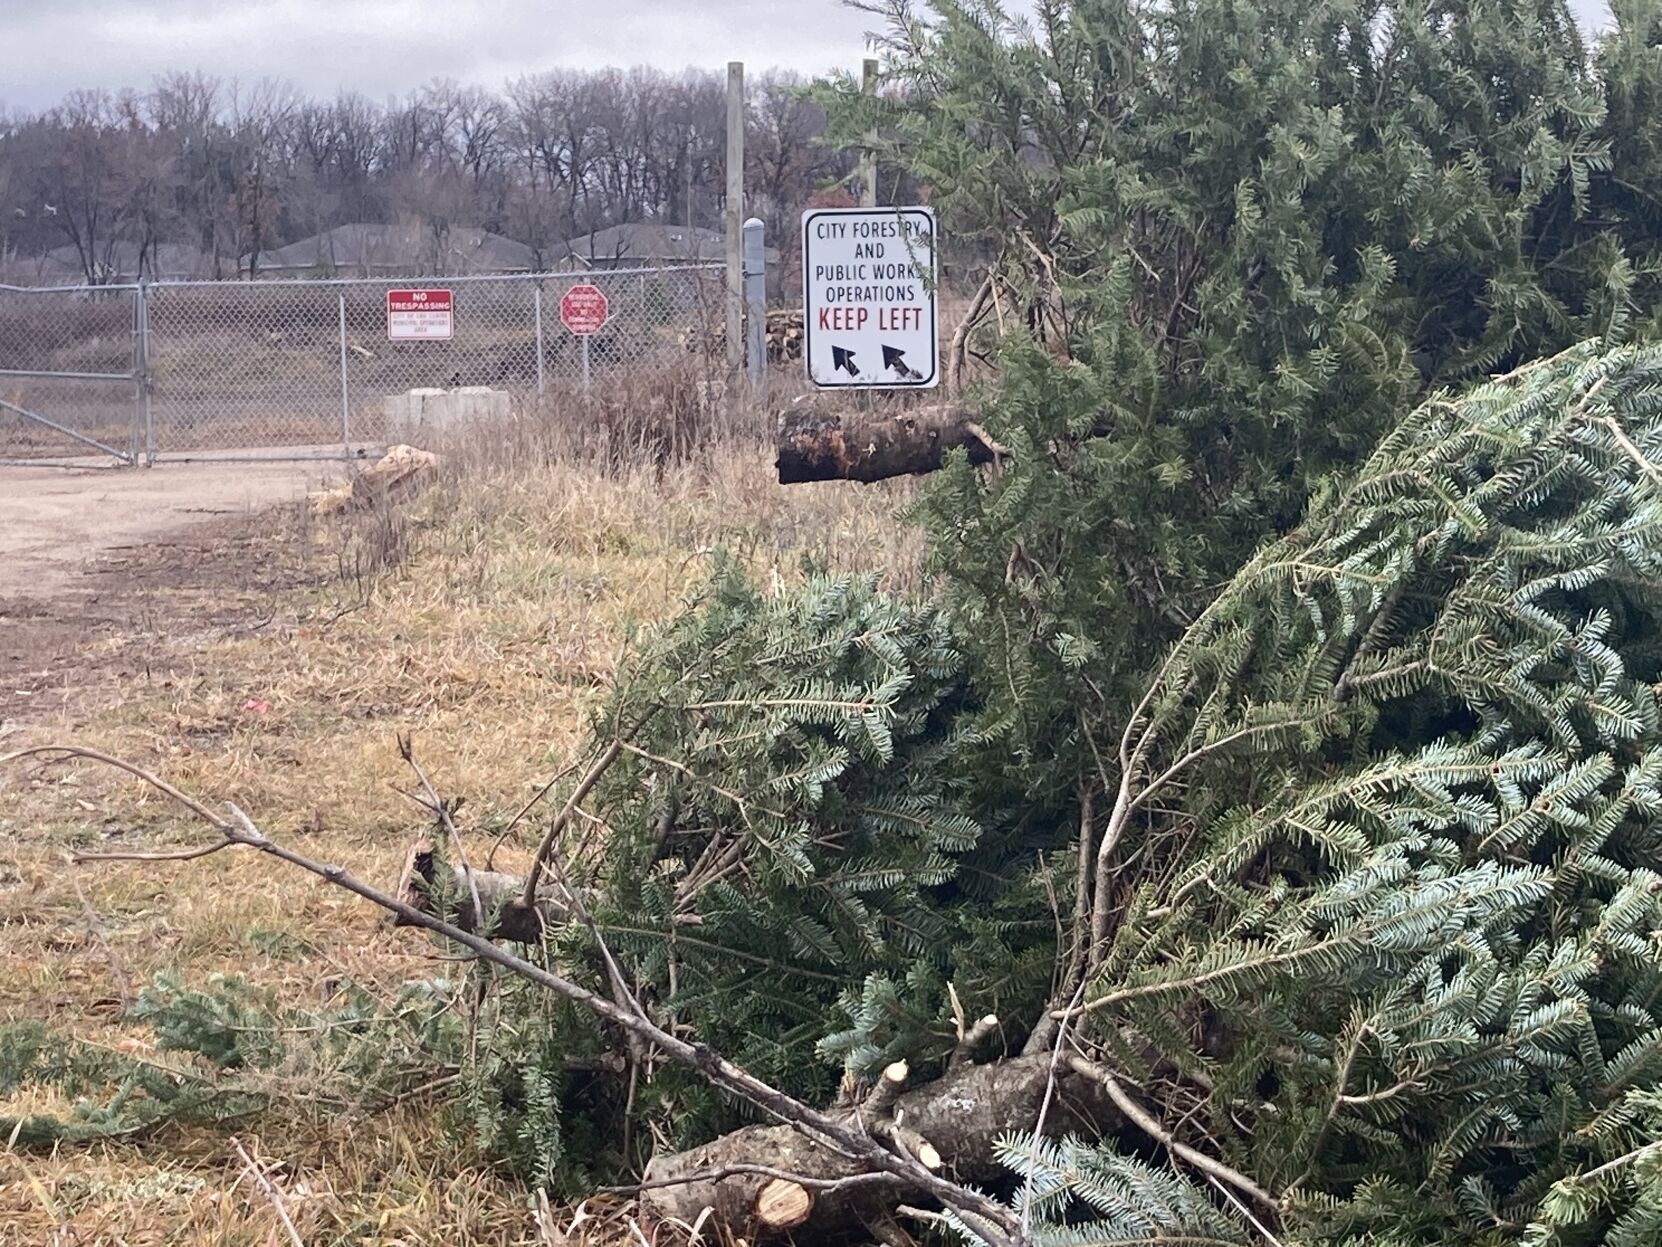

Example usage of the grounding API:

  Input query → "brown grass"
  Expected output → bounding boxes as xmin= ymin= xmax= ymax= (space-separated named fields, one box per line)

xmin=0 ymin=381 xmax=921 ymax=1246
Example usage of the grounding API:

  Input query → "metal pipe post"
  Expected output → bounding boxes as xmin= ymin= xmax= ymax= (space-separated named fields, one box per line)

xmin=742 ymin=217 xmax=767 ymax=398
xmin=135 ymin=283 xmax=155 ymax=465
xmin=582 ymin=334 xmax=591 ymax=391
xmin=725 ymin=60 xmax=745 ymax=375
xmin=534 ymin=287 xmax=546 ymax=397
xmin=337 ymin=294 xmax=351 ymax=454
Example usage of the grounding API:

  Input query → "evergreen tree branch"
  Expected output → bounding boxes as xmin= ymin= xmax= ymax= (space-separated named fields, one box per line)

xmin=1598 ymin=415 xmax=1662 ymax=493
xmin=10 ymin=744 xmax=1023 ymax=1245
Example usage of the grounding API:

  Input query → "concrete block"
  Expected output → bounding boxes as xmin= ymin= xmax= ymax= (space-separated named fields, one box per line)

xmin=383 ymin=387 xmax=511 ymax=444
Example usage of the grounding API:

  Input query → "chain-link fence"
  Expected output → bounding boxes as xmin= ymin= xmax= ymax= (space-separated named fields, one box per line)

xmin=2 ymin=263 xmax=995 ymax=467
xmin=1 ymin=266 xmax=726 ymax=465
xmin=0 ymin=283 xmax=144 ymax=464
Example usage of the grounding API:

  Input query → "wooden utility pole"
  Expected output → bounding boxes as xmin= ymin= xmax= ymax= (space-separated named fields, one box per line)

xmin=860 ymin=58 xmax=879 ymax=208
xmin=725 ymin=61 xmax=745 ymax=374
xmin=685 ymin=141 xmax=695 ymax=229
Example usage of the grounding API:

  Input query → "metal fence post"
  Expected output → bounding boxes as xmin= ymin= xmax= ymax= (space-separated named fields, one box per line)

xmin=337 ymin=294 xmax=351 ymax=454
xmin=742 ymin=218 xmax=767 ymax=399
xmin=136 ymin=282 xmax=155 ymax=465
xmin=534 ymin=286 xmax=546 ymax=398
xmin=725 ymin=60 xmax=745 ymax=375
xmin=582 ymin=334 xmax=591 ymax=391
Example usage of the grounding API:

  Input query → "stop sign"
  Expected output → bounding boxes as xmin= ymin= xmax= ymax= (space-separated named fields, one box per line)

xmin=560 ymin=283 xmax=609 ymax=335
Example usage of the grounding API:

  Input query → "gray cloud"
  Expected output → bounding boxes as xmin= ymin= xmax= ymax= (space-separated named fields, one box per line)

xmin=0 ymin=0 xmax=1616 ymax=113
xmin=0 ymin=0 xmax=883 ymax=110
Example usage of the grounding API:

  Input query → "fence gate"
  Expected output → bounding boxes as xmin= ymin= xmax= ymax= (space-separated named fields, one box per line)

xmin=0 ymin=283 xmax=143 ymax=466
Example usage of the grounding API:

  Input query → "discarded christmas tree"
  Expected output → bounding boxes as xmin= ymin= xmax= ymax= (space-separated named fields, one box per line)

xmin=392 ymin=340 xmax=1662 ymax=1245
xmin=15 ymin=3 xmax=1662 ymax=1245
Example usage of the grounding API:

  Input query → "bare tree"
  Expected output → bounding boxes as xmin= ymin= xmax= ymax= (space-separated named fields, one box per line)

xmin=30 ymin=92 xmax=137 ymax=284
xmin=2 ymin=64 xmax=849 ymax=282
xmin=223 ymin=80 xmax=298 ymax=278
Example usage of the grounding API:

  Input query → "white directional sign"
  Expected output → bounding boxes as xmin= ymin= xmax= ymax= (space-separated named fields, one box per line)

xmin=802 ymin=206 xmax=938 ymax=389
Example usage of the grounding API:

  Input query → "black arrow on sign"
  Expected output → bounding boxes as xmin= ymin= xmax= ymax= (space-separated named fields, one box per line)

xmin=832 ymin=345 xmax=860 ymax=377
xmin=882 ymin=344 xmax=920 ymax=379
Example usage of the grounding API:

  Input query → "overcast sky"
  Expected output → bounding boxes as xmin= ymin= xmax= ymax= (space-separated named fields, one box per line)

xmin=0 ymin=0 xmax=1616 ymax=113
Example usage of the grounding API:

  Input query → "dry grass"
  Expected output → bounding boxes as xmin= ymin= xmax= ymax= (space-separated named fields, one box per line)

xmin=0 ymin=382 xmax=922 ymax=1246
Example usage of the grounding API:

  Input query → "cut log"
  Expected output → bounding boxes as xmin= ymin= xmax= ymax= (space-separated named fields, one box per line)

xmin=311 ymin=444 xmax=439 ymax=514
xmin=638 ymin=1054 xmax=1117 ymax=1241
xmin=776 ymin=402 xmax=991 ymax=484
xmin=352 ymin=444 xmax=439 ymax=507
xmin=392 ymin=839 xmax=570 ymax=944
xmin=756 ymin=1178 xmax=814 ymax=1230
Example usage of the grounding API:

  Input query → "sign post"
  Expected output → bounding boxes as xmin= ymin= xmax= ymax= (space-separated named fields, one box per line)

xmin=801 ymin=206 xmax=937 ymax=389
xmin=560 ymin=283 xmax=609 ymax=390
xmin=386 ymin=288 xmax=454 ymax=341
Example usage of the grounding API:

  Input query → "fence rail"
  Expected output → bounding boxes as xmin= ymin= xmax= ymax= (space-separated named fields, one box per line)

xmin=0 ymin=265 xmax=725 ymax=464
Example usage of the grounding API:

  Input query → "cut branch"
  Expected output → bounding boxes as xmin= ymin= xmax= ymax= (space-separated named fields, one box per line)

xmin=520 ymin=737 xmax=624 ymax=908
xmin=863 ymin=1059 xmax=910 ymax=1117
xmin=1067 ymin=1056 xmax=1277 ymax=1211
xmin=230 ymin=1137 xmax=306 ymax=1247
xmin=952 ymin=1014 xmax=1001 ymax=1067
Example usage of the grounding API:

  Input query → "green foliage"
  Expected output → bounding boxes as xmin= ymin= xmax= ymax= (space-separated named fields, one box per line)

xmin=1071 ymin=343 xmax=1662 ymax=1242
xmin=595 ymin=559 xmax=986 ymax=1077
xmin=776 ymin=11 xmax=1662 ymax=1233
xmin=455 ymin=343 xmax=1662 ymax=1238
xmin=1 ymin=973 xmax=460 ymax=1148
xmin=457 ymin=969 xmax=611 ymax=1195
xmin=438 ymin=4 xmax=1662 ymax=1237
xmin=823 ymin=0 xmax=1662 ymax=819
xmin=458 ymin=561 xmax=1023 ymax=1184
xmin=948 ymin=1134 xmax=1252 ymax=1246
xmin=0 ymin=1014 xmax=262 ymax=1146
xmin=1522 ymin=1091 xmax=1662 ymax=1246
xmin=224 ymin=3 xmax=1660 ymax=1239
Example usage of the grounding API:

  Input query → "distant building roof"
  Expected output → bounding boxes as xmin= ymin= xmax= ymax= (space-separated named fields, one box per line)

xmin=250 ymin=224 xmax=535 ymax=276
xmin=1 ymin=241 xmax=210 ymax=285
xmin=559 ymin=223 xmax=776 ymax=268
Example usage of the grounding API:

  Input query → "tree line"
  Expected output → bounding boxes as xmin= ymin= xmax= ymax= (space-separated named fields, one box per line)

xmin=0 ymin=68 xmax=854 ymax=284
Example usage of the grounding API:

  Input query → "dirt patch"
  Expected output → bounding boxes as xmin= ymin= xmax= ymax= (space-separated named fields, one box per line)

xmin=0 ymin=461 xmax=341 ymax=732
xmin=0 ymin=459 xmax=339 ymax=596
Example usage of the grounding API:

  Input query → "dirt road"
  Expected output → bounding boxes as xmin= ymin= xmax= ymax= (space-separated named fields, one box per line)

xmin=1 ymin=459 xmax=342 ymax=730
xmin=1 ymin=459 xmax=338 ymax=597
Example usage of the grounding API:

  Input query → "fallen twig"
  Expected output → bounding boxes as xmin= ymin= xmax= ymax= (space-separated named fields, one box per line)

xmin=1066 ymin=1055 xmax=1276 ymax=1211
xmin=397 ymin=735 xmax=485 ymax=934
xmin=520 ymin=738 xmax=625 ymax=908
xmin=231 ymin=1137 xmax=306 ymax=1247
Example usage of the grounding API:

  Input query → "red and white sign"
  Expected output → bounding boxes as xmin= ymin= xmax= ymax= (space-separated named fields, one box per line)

xmin=386 ymin=288 xmax=453 ymax=341
xmin=560 ymin=284 xmax=609 ymax=336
